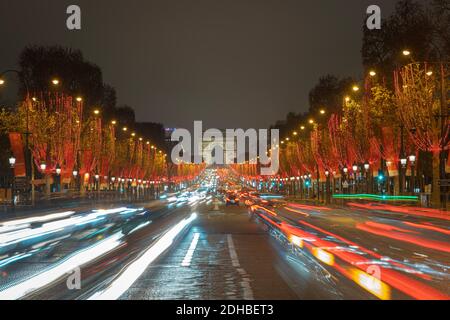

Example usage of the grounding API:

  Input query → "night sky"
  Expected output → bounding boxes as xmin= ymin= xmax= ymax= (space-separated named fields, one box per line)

xmin=0 ymin=0 xmax=396 ymax=130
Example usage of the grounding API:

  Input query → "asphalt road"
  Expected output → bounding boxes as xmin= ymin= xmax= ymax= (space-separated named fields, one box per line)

xmin=0 ymin=193 xmax=448 ymax=300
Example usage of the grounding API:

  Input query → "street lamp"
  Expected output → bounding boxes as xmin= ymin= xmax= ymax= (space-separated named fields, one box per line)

xmin=9 ymin=156 xmax=16 ymax=168
xmin=55 ymin=164 xmax=61 ymax=192
xmin=364 ymin=162 xmax=370 ymax=193
xmin=364 ymin=162 xmax=370 ymax=171
xmin=51 ymin=78 xmax=60 ymax=86
xmin=325 ymin=170 xmax=329 ymax=177
xmin=369 ymin=70 xmax=376 ymax=77
xmin=72 ymin=169 xmax=78 ymax=177
xmin=40 ymin=162 xmax=47 ymax=171
xmin=402 ymin=50 xmax=411 ymax=56
xmin=400 ymin=157 xmax=407 ymax=168
xmin=8 ymin=156 xmax=16 ymax=208
xmin=343 ymin=166 xmax=348 ymax=174
xmin=352 ymin=85 xmax=360 ymax=92
xmin=352 ymin=163 xmax=358 ymax=193
xmin=409 ymin=155 xmax=416 ymax=194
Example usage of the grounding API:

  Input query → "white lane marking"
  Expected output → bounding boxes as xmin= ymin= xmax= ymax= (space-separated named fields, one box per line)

xmin=227 ymin=234 xmax=240 ymax=267
xmin=226 ymin=234 xmax=254 ymax=300
xmin=181 ymin=233 xmax=200 ymax=267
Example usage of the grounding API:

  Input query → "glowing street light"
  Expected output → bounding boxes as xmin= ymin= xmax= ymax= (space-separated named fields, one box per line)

xmin=364 ymin=162 xmax=370 ymax=171
xmin=122 ymin=127 xmax=128 ymax=132
xmin=426 ymin=71 xmax=433 ymax=76
xmin=320 ymin=109 xmax=326 ymax=115
xmin=51 ymin=78 xmax=60 ymax=86
xmin=293 ymin=131 xmax=298 ymax=136
xmin=309 ymin=119 xmax=314 ymax=124
xmin=400 ymin=157 xmax=407 ymax=168
xmin=9 ymin=156 xmax=16 ymax=168
xmin=72 ymin=170 xmax=78 ymax=177
xmin=93 ymin=109 xmax=100 ymax=115
xmin=369 ymin=70 xmax=376 ymax=77
xmin=76 ymin=96 xmax=83 ymax=102
xmin=111 ymin=120 xmax=117 ymax=125
xmin=300 ymin=125 xmax=305 ymax=130
xmin=402 ymin=50 xmax=411 ymax=56
xmin=55 ymin=164 xmax=61 ymax=175
xmin=352 ymin=85 xmax=360 ymax=92
xmin=0 ymin=79 xmax=5 ymax=85
xmin=40 ymin=162 xmax=47 ymax=171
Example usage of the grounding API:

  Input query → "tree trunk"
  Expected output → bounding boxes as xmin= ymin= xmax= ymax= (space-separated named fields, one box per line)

xmin=394 ymin=176 xmax=399 ymax=195
xmin=431 ymin=151 xmax=440 ymax=208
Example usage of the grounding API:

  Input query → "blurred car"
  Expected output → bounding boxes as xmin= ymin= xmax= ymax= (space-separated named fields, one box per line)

xmin=225 ymin=193 xmax=240 ymax=206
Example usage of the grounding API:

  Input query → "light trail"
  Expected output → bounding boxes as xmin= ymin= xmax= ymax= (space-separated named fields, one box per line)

xmin=88 ymin=212 xmax=197 ymax=300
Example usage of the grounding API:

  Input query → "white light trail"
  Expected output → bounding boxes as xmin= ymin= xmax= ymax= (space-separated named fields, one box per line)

xmin=88 ymin=212 xmax=197 ymax=300
xmin=0 ymin=232 xmax=123 ymax=300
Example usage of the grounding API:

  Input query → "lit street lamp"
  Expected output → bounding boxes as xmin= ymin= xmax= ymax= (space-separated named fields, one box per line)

xmin=9 ymin=156 xmax=16 ymax=168
xmin=8 ymin=156 xmax=16 ymax=209
xmin=409 ymin=154 xmax=416 ymax=194
xmin=55 ymin=164 xmax=61 ymax=192
xmin=364 ymin=162 xmax=370 ymax=193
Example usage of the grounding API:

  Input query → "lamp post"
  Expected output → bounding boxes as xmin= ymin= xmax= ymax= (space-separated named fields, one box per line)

xmin=400 ymin=155 xmax=407 ymax=194
xmin=9 ymin=156 xmax=16 ymax=209
xmin=55 ymin=164 xmax=61 ymax=192
xmin=72 ymin=169 xmax=78 ymax=192
xmin=325 ymin=169 xmax=330 ymax=204
xmin=352 ymin=163 xmax=358 ymax=193
xmin=343 ymin=165 xmax=348 ymax=194
xmin=95 ymin=173 xmax=100 ymax=191
xmin=364 ymin=162 xmax=370 ymax=193
xmin=40 ymin=162 xmax=50 ymax=196
xmin=409 ymin=154 xmax=416 ymax=194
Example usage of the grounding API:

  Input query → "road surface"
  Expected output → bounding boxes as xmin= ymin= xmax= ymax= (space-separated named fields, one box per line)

xmin=0 ymin=186 xmax=448 ymax=300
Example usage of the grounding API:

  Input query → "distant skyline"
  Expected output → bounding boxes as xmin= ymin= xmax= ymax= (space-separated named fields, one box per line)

xmin=0 ymin=0 xmax=397 ymax=130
